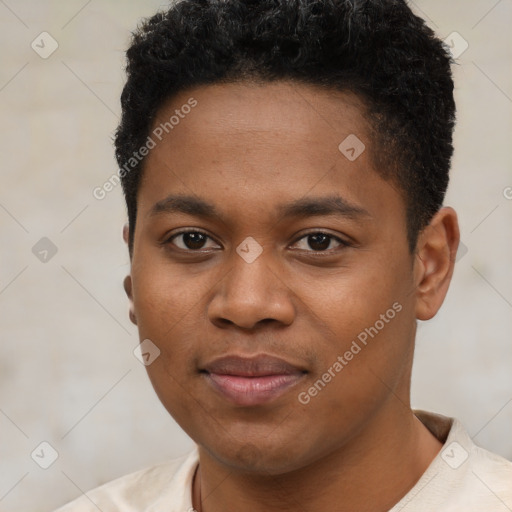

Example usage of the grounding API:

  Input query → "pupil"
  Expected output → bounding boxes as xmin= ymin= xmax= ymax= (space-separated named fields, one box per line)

xmin=309 ymin=233 xmax=330 ymax=251
xmin=184 ymin=232 xmax=206 ymax=250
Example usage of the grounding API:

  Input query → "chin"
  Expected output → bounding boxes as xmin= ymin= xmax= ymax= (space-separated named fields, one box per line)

xmin=199 ymin=432 xmax=323 ymax=476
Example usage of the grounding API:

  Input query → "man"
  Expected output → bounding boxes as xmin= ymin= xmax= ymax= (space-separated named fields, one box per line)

xmin=56 ymin=0 xmax=512 ymax=510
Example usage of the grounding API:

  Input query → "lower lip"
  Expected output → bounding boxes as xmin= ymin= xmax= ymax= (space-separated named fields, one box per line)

xmin=205 ymin=373 xmax=304 ymax=406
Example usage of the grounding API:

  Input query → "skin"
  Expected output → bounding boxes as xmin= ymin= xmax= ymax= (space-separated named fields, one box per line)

xmin=122 ymin=80 xmax=460 ymax=512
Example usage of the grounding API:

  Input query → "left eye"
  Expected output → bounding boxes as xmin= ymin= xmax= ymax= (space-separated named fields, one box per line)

xmin=168 ymin=230 xmax=219 ymax=251
xmin=292 ymin=232 xmax=346 ymax=252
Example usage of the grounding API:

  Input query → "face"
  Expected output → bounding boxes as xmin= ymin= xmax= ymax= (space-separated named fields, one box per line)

xmin=125 ymin=81 xmax=422 ymax=474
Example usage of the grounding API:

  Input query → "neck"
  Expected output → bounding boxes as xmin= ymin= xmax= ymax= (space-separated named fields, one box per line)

xmin=192 ymin=406 xmax=442 ymax=512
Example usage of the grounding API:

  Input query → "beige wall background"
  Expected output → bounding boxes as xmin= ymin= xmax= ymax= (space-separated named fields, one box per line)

xmin=0 ymin=1 xmax=511 ymax=511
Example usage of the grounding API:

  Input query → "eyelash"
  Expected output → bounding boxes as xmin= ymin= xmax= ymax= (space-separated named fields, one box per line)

xmin=164 ymin=229 xmax=350 ymax=254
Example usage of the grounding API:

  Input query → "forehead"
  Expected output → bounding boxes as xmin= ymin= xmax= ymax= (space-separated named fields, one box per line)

xmin=164 ymin=80 xmax=367 ymax=125
xmin=150 ymin=80 xmax=370 ymax=158
xmin=136 ymin=80 xmax=404 ymax=230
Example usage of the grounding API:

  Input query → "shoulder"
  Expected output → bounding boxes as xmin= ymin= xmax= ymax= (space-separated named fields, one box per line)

xmin=436 ymin=443 xmax=512 ymax=511
xmin=399 ymin=411 xmax=512 ymax=511
xmin=53 ymin=448 xmax=198 ymax=512
xmin=442 ymin=414 xmax=512 ymax=495
xmin=466 ymin=443 xmax=512 ymax=496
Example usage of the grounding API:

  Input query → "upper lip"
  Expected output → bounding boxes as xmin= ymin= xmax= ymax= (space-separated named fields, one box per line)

xmin=202 ymin=354 xmax=306 ymax=377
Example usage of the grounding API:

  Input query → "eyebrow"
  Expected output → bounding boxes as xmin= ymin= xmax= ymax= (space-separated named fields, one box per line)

xmin=278 ymin=195 xmax=370 ymax=220
xmin=148 ymin=193 xmax=370 ymax=222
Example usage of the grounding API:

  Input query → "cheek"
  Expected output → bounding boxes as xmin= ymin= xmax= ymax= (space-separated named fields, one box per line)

xmin=299 ymin=263 xmax=414 ymax=403
xmin=132 ymin=257 xmax=205 ymax=337
xmin=131 ymin=265 xmax=199 ymax=388
xmin=312 ymin=260 xmax=408 ymax=344
xmin=131 ymin=266 xmax=201 ymax=424
xmin=293 ymin=306 xmax=413 ymax=456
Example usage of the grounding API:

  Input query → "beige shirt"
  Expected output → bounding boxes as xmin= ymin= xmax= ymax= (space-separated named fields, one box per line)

xmin=55 ymin=410 xmax=512 ymax=511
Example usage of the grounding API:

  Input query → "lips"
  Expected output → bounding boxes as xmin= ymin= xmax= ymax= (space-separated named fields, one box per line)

xmin=202 ymin=354 xmax=306 ymax=406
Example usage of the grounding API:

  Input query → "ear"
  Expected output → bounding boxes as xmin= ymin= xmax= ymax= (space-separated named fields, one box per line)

xmin=123 ymin=222 xmax=130 ymax=245
xmin=414 ymin=207 xmax=460 ymax=321
xmin=123 ymin=275 xmax=137 ymax=325
xmin=122 ymin=223 xmax=137 ymax=325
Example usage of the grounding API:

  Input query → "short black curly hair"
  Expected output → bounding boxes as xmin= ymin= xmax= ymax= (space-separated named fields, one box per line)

xmin=115 ymin=0 xmax=456 ymax=255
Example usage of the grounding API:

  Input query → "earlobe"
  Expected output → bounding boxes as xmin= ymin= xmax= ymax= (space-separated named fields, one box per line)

xmin=414 ymin=207 xmax=460 ymax=321
xmin=123 ymin=275 xmax=137 ymax=325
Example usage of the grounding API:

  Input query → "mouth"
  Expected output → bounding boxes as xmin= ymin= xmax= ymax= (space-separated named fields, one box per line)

xmin=201 ymin=354 xmax=307 ymax=407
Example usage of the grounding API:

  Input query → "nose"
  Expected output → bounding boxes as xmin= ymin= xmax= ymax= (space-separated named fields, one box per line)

xmin=207 ymin=249 xmax=296 ymax=331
